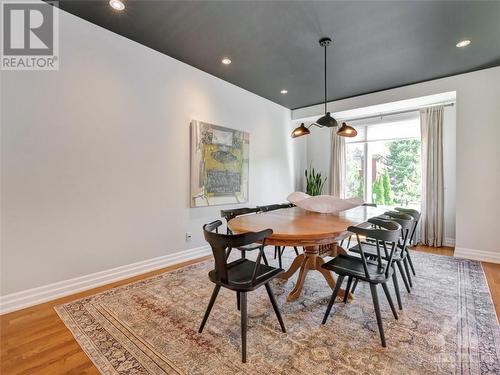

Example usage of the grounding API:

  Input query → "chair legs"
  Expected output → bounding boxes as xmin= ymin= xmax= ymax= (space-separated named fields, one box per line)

xmin=351 ymin=278 xmax=359 ymax=294
xmin=272 ymin=246 xmax=300 ymax=268
xmin=240 ymin=292 xmax=247 ymax=363
xmin=274 ymin=246 xmax=283 ymax=269
xmin=396 ymin=261 xmax=411 ymax=293
xmin=392 ymin=272 xmax=403 ymax=310
xmin=261 ymin=251 xmax=269 ymax=266
xmin=340 ymin=236 xmax=352 ymax=249
xmin=381 ymin=282 xmax=398 ymax=320
xmin=198 ymin=285 xmax=221 ymax=333
xmin=265 ymin=283 xmax=286 ymax=333
xmin=403 ymin=257 xmax=413 ymax=288
xmin=344 ymin=276 xmax=353 ymax=303
xmin=406 ymin=250 xmax=416 ymax=276
xmin=322 ymin=275 xmax=345 ymax=324
xmin=349 ymin=258 xmax=413 ymax=295
xmin=202 ymin=284 xmax=285 ymax=363
xmin=323 ymin=278 xmax=390 ymax=347
xmin=369 ymin=283 xmax=386 ymax=347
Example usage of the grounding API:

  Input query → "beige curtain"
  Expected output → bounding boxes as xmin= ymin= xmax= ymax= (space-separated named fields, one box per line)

xmin=330 ymin=129 xmax=346 ymax=198
xmin=420 ymin=106 xmax=444 ymax=246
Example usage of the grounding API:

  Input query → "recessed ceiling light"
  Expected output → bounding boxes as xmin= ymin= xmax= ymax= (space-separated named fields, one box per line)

xmin=109 ymin=0 xmax=125 ymax=11
xmin=280 ymin=89 xmax=288 ymax=94
xmin=456 ymin=39 xmax=471 ymax=48
xmin=221 ymin=58 xmax=232 ymax=65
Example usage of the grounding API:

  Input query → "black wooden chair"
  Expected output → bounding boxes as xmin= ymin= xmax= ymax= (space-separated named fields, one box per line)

xmin=395 ymin=207 xmax=421 ymax=276
xmin=382 ymin=211 xmax=415 ymax=288
xmin=348 ymin=211 xmax=414 ymax=310
xmin=199 ymin=220 xmax=286 ymax=363
xmin=220 ymin=207 xmax=269 ymax=265
xmin=257 ymin=203 xmax=300 ymax=268
xmin=321 ymin=218 xmax=401 ymax=347
xmin=339 ymin=203 xmax=378 ymax=249
xmin=277 ymin=202 xmax=295 ymax=209
xmin=257 ymin=203 xmax=292 ymax=212
xmin=221 ymin=207 xmax=260 ymax=234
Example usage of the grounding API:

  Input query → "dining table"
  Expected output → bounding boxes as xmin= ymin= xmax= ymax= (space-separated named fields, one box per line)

xmin=228 ymin=205 xmax=386 ymax=302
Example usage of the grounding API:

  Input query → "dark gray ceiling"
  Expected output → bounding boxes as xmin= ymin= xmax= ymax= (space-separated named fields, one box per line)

xmin=57 ymin=1 xmax=500 ymax=109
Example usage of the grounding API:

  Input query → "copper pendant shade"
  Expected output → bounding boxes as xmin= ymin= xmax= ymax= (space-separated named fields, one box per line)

xmin=291 ymin=37 xmax=356 ymax=139
xmin=337 ymin=122 xmax=357 ymax=137
xmin=291 ymin=123 xmax=310 ymax=138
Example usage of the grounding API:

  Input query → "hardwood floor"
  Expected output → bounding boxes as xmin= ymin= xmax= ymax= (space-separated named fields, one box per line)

xmin=0 ymin=256 xmax=211 ymax=375
xmin=483 ymin=262 xmax=500 ymax=317
xmin=1 ymin=248 xmax=498 ymax=375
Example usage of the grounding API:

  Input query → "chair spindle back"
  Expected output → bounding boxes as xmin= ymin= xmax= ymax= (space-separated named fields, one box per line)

xmin=203 ymin=220 xmax=273 ymax=284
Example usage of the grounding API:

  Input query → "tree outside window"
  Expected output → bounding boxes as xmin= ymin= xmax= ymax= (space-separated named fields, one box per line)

xmin=345 ymin=117 xmax=421 ymax=207
xmin=371 ymin=139 xmax=421 ymax=206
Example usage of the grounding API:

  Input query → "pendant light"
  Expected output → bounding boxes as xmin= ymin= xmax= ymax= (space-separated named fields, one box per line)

xmin=337 ymin=122 xmax=357 ymax=137
xmin=291 ymin=37 xmax=357 ymax=139
xmin=315 ymin=38 xmax=338 ymax=128
xmin=291 ymin=123 xmax=310 ymax=138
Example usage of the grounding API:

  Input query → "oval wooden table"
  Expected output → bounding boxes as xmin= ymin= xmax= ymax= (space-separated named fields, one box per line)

xmin=228 ymin=205 xmax=384 ymax=302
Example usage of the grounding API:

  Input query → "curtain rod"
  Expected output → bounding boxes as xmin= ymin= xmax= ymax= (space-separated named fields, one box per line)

xmin=337 ymin=101 xmax=455 ymax=123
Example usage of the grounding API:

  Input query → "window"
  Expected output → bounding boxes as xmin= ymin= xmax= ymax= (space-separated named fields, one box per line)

xmin=346 ymin=143 xmax=364 ymax=199
xmin=345 ymin=112 xmax=421 ymax=208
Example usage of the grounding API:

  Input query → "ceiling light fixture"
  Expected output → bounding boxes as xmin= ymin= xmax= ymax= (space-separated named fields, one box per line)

xmin=337 ymin=122 xmax=357 ymax=137
xmin=109 ymin=0 xmax=125 ymax=11
xmin=291 ymin=37 xmax=356 ymax=139
xmin=456 ymin=39 xmax=471 ymax=48
xmin=221 ymin=57 xmax=232 ymax=65
xmin=315 ymin=38 xmax=338 ymax=128
xmin=280 ymin=89 xmax=288 ymax=94
xmin=291 ymin=123 xmax=310 ymax=138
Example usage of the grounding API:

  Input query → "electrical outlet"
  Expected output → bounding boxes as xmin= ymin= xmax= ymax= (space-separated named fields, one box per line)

xmin=185 ymin=232 xmax=192 ymax=241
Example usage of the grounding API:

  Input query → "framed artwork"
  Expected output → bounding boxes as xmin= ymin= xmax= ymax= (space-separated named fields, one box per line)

xmin=190 ymin=120 xmax=249 ymax=207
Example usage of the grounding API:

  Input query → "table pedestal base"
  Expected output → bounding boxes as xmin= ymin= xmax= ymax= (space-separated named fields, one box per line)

xmin=278 ymin=243 xmax=353 ymax=302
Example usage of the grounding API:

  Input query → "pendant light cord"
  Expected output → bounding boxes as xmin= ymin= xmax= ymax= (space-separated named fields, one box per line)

xmin=324 ymin=44 xmax=327 ymax=114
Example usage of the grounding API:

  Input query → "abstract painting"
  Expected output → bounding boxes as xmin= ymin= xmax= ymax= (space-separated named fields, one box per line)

xmin=190 ymin=120 xmax=249 ymax=207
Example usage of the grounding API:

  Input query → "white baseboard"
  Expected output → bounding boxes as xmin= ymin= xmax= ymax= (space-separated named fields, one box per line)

xmin=454 ymin=247 xmax=500 ymax=264
xmin=0 ymin=245 xmax=211 ymax=315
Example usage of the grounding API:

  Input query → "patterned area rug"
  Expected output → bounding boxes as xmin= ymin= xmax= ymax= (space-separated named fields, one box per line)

xmin=56 ymin=250 xmax=500 ymax=374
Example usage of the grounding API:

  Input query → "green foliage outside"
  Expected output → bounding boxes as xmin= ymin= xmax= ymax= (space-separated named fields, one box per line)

xmin=382 ymin=173 xmax=393 ymax=204
xmin=385 ymin=139 xmax=421 ymax=206
xmin=356 ymin=178 xmax=364 ymax=199
xmin=372 ymin=175 xmax=384 ymax=205
xmin=346 ymin=139 xmax=420 ymax=206
xmin=372 ymin=171 xmax=394 ymax=205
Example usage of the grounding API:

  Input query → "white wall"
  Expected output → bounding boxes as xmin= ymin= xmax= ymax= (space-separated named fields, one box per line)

xmin=305 ymin=128 xmax=331 ymax=195
xmin=0 ymin=5 xmax=303 ymax=296
xmin=293 ymin=67 xmax=500 ymax=262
